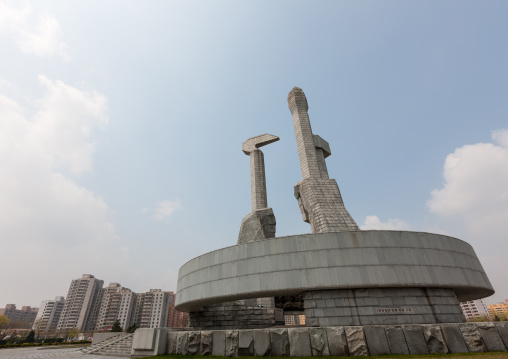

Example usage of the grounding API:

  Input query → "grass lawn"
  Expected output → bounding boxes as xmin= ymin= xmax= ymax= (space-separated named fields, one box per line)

xmin=138 ymin=354 xmax=508 ymax=359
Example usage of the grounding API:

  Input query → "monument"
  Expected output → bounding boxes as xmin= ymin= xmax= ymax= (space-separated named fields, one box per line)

xmin=175 ymin=87 xmax=493 ymax=328
xmin=125 ymin=87 xmax=503 ymax=357
xmin=238 ymin=134 xmax=279 ymax=244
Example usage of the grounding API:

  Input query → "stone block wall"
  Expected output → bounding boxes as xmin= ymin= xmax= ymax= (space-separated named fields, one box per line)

xmin=189 ymin=297 xmax=283 ymax=330
xmin=163 ymin=322 xmax=508 ymax=356
xmin=304 ymin=288 xmax=465 ymax=326
xmin=294 ymin=178 xmax=359 ymax=233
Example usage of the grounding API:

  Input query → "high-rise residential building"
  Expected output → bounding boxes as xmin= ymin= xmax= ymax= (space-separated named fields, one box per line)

xmin=57 ymin=274 xmax=104 ymax=331
xmin=132 ymin=289 xmax=170 ymax=329
xmin=33 ymin=297 xmax=65 ymax=332
xmin=117 ymin=288 xmax=136 ymax=330
xmin=488 ymin=300 xmax=508 ymax=318
xmin=284 ymin=313 xmax=306 ymax=326
xmin=0 ymin=304 xmax=39 ymax=328
xmin=460 ymin=299 xmax=489 ymax=319
xmin=94 ymin=283 xmax=136 ymax=331
xmin=166 ymin=306 xmax=189 ymax=328
xmin=165 ymin=291 xmax=189 ymax=328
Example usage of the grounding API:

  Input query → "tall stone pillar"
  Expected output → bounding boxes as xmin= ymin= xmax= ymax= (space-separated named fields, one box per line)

xmin=250 ymin=149 xmax=268 ymax=210
xmin=288 ymin=87 xmax=359 ymax=233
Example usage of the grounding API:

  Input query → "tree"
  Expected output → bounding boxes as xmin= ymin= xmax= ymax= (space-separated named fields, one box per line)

xmin=468 ymin=315 xmax=490 ymax=322
xmin=0 ymin=315 xmax=10 ymax=341
xmin=125 ymin=323 xmax=137 ymax=333
xmin=25 ymin=330 xmax=35 ymax=343
xmin=6 ymin=330 xmax=18 ymax=344
xmin=67 ymin=328 xmax=79 ymax=341
xmin=110 ymin=320 xmax=122 ymax=332
xmin=275 ymin=295 xmax=304 ymax=311
xmin=0 ymin=315 xmax=9 ymax=326
xmin=32 ymin=318 xmax=41 ymax=340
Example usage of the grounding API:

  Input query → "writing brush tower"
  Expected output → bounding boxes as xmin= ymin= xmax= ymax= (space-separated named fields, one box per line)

xmin=288 ymin=86 xmax=358 ymax=233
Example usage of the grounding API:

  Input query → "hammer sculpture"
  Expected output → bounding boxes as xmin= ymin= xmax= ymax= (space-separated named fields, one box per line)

xmin=237 ymin=134 xmax=280 ymax=244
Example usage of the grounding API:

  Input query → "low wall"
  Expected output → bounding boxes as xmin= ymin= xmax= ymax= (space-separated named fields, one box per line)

xmin=162 ymin=322 xmax=508 ymax=356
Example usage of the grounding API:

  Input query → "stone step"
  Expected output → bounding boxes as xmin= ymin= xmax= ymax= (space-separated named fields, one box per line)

xmin=81 ymin=333 xmax=129 ymax=353
xmin=84 ymin=333 xmax=134 ymax=356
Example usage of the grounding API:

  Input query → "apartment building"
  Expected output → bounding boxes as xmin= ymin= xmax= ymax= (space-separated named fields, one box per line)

xmin=94 ymin=283 xmax=136 ymax=331
xmin=33 ymin=296 xmax=65 ymax=332
xmin=284 ymin=313 xmax=306 ymax=326
xmin=0 ymin=304 xmax=39 ymax=327
xmin=460 ymin=299 xmax=489 ymax=320
xmin=488 ymin=300 xmax=508 ymax=318
xmin=165 ymin=291 xmax=189 ymax=328
xmin=166 ymin=306 xmax=189 ymax=328
xmin=132 ymin=289 xmax=170 ymax=328
xmin=117 ymin=288 xmax=136 ymax=330
xmin=57 ymin=274 xmax=104 ymax=331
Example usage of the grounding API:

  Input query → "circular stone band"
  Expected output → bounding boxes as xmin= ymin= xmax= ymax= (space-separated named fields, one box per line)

xmin=175 ymin=230 xmax=493 ymax=312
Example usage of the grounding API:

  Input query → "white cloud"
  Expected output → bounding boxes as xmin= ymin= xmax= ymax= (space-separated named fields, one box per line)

xmin=360 ymin=215 xmax=411 ymax=230
xmin=427 ymin=130 xmax=508 ymax=237
xmin=28 ymin=75 xmax=108 ymax=173
xmin=427 ymin=129 xmax=508 ymax=304
xmin=154 ymin=200 xmax=181 ymax=221
xmin=0 ymin=3 xmax=69 ymax=60
xmin=0 ymin=76 xmax=123 ymax=306
xmin=492 ymin=128 xmax=508 ymax=148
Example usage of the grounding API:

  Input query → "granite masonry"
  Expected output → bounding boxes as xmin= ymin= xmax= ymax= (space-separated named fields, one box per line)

xmin=189 ymin=298 xmax=283 ymax=330
xmin=121 ymin=322 xmax=508 ymax=357
xmin=303 ymin=288 xmax=465 ymax=327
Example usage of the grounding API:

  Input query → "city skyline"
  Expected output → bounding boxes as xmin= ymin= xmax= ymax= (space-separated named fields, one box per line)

xmin=1 ymin=273 xmax=188 ymax=331
xmin=1 ymin=1 xmax=507 ymax=307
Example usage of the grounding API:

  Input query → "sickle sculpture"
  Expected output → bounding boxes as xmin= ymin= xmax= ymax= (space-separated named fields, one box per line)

xmin=237 ymin=134 xmax=279 ymax=244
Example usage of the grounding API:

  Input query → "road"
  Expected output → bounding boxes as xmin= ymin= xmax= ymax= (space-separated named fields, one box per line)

xmin=0 ymin=346 xmax=130 ymax=359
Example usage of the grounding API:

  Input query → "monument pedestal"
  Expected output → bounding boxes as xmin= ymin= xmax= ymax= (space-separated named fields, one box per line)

xmin=304 ymin=288 xmax=465 ymax=327
xmin=175 ymin=231 xmax=493 ymax=318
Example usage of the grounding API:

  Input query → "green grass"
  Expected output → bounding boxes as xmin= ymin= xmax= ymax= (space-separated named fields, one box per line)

xmin=138 ymin=354 xmax=508 ymax=359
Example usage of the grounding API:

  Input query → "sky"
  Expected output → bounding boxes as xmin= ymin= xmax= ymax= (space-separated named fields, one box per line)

xmin=0 ymin=0 xmax=507 ymax=308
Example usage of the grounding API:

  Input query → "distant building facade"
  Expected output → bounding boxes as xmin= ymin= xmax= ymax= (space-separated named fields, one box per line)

xmin=94 ymin=283 xmax=136 ymax=331
xmin=460 ymin=299 xmax=489 ymax=319
xmin=284 ymin=312 xmax=306 ymax=326
xmin=57 ymin=274 xmax=104 ymax=331
xmin=21 ymin=273 xmax=185 ymax=332
xmin=165 ymin=291 xmax=189 ymax=328
xmin=0 ymin=304 xmax=39 ymax=328
xmin=133 ymin=289 xmax=170 ymax=329
xmin=488 ymin=300 xmax=508 ymax=318
xmin=33 ymin=296 xmax=65 ymax=332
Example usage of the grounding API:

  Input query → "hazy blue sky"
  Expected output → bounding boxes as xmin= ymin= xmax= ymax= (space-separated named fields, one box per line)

xmin=1 ymin=0 xmax=507 ymax=308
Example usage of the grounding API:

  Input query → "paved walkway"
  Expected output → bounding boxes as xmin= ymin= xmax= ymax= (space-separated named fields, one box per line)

xmin=0 ymin=346 xmax=131 ymax=358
